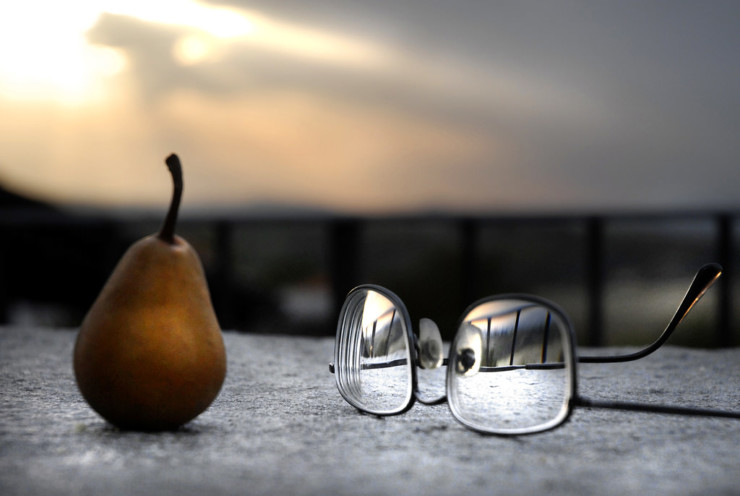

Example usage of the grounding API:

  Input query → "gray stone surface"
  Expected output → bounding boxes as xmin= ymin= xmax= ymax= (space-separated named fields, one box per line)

xmin=1 ymin=326 xmax=739 ymax=496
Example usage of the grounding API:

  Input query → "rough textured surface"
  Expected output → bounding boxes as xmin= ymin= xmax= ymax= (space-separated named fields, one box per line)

xmin=1 ymin=326 xmax=739 ymax=496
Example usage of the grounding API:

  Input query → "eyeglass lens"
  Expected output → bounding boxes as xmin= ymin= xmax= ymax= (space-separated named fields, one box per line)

xmin=335 ymin=288 xmax=414 ymax=414
xmin=447 ymin=298 xmax=574 ymax=434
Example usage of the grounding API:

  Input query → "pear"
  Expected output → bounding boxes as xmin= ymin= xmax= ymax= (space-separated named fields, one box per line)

xmin=73 ymin=154 xmax=227 ymax=431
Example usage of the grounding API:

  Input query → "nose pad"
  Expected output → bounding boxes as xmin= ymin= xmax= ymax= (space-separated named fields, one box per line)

xmin=419 ymin=318 xmax=443 ymax=370
xmin=453 ymin=323 xmax=482 ymax=376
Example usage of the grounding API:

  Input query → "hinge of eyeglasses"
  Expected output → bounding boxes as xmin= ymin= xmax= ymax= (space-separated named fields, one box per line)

xmin=329 ymin=362 xmax=335 ymax=374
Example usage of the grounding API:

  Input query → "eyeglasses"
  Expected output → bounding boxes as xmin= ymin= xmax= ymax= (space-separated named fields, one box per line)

xmin=330 ymin=263 xmax=740 ymax=435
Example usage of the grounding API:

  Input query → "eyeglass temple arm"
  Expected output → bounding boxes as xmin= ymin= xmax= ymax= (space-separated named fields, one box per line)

xmin=578 ymin=263 xmax=722 ymax=364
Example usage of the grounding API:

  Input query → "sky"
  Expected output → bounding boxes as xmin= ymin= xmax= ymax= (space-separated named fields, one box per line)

xmin=0 ymin=0 xmax=739 ymax=214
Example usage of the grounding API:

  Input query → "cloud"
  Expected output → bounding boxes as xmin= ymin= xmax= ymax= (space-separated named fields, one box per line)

xmin=3 ymin=1 xmax=740 ymax=212
xmin=77 ymin=12 xmax=536 ymax=210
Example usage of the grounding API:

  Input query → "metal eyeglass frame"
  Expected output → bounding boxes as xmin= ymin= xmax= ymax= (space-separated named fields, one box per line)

xmin=330 ymin=263 xmax=740 ymax=435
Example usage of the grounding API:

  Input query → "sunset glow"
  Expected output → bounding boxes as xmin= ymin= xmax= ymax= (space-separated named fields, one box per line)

xmin=0 ymin=1 xmax=737 ymax=213
xmin=0 ymin=1 xmax=389 ymax=104
xmin=0 ymin=2 xmax=123 ymax=102
xmin=0 ymin=1 xmax=254 ymax=102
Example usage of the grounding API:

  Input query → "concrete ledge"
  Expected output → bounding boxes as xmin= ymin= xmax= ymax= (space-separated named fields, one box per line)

xmin=1 ymin=326 xmax=739 ymax=496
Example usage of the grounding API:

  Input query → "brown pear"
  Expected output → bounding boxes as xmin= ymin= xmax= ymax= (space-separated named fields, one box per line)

xmin=74 ymin=154 xmax=226 ymax=431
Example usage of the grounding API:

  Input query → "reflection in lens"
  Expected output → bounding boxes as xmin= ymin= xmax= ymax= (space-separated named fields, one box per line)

xmin=454 ymin=324 xmax=483 ymax=376
xmin=447 ymin=298 xmax=574 ymax=434
xmin=334 ymin=288 xmax=413 ymax=414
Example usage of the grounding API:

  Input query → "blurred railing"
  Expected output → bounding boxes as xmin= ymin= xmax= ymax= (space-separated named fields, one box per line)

xmin=0 ymin=209 xmax=736 ymax=346
xmin=322 ymin=213 xmax=736 ymax=347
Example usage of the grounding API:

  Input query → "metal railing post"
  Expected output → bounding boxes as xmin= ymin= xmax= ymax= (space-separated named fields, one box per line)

xmin=212 ymin=220 xmax=236 ymax=328
xmin=586 ymin=217 xmax=605 ymax=347
xmin=717 ymin=214 xmax=734 ymax=346
xmin=460 ymin=217 xmax=479 ymax=307
xmin=328 ymin=218 xmax=361 ymax=319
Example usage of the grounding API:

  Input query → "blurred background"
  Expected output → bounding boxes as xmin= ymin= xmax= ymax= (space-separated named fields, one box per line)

xmin=0 ymin=0 xmax=738 ymax=347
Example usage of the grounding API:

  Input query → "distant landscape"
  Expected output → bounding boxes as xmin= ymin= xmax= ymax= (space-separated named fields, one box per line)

xmin=1 ymin=184 xmax=737 ymax=348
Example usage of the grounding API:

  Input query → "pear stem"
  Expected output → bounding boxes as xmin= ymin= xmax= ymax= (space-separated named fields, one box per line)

xmin=158 ymin=153 xmax=183 ymax=244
